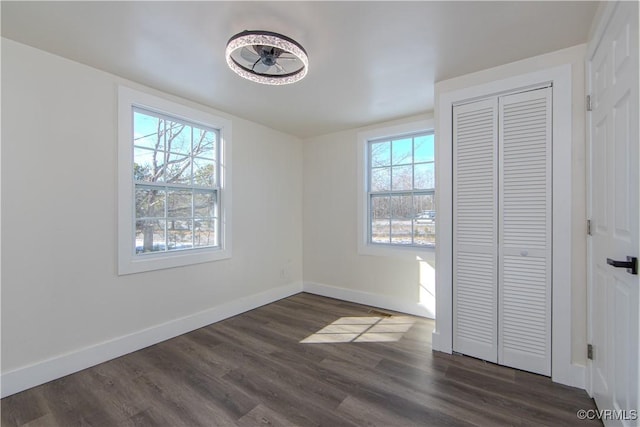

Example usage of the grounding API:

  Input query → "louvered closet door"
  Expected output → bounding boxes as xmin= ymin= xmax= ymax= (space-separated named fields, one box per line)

xmin=498 ymin=88 xmax=552 ymax=376
xmin=453 ymin=98 xmax=498 ymax=363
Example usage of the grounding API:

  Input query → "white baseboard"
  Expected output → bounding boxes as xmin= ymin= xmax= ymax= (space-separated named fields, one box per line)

xmin=1 ymin=282 xmax=303 ymax=398
xmin=553 ymin=363 xmax=586 ymax=390
xmin=303 ymin=281 xmax=435 ymax=319
xmin=431 ymin=330 xmax=452 ymax=354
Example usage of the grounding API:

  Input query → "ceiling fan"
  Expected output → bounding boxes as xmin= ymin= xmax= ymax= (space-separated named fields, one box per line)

xmin=241 ymin=44 xmax=300 ymax=75
xmin=225 ymin=30 xmax=309 ymax=85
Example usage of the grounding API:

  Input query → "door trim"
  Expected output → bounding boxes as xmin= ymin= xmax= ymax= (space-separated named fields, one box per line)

xmin=585 ymin=0 xmax=618 ymax=398
xmin=433 ymin=64 xmax=583 ymax=388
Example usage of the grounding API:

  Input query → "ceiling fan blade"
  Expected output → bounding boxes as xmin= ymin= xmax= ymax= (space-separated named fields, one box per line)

xmin=274 ymin=63 xmax=286 ymax=74
xmin=240 ymin=47 xmax=260 ymax=62
xmin=253 ymin=62 xmax=271 ymax=74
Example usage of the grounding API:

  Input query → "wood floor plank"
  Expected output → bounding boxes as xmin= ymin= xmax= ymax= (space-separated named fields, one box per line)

xmin=236 ymin=404 xmax=297 ymax=427
xmin=124 ymin=344 xmax=257 ymax=423
xmin=1 ymin=293 xmax=600 ymax=426
xmin=443 ymin=363 xmax=599 ymax=422
xmin=336 ymin=395 xmax=418 ymax=427
xmin=374 ymin=357 xmax=551 ymax=426
xmin=38 ymin=374 xmax=121 ymax=426
xmin=319 ymin=355 xmax=485 ymax=426
xmin=214 ymin=342 xmax=350 ymax=413
xmin=0 ymin=389 xmax=49 ymax=426
xmin=19 ymin=413 xmax=56 ymax=427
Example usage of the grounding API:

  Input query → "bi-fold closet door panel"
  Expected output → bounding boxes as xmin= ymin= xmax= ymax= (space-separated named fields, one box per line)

xmin=453 ymin=98 xmax=499 ymax=363
xmin=453 ymin=87 xmax=552 ymax=376
xmin=498 ymin=88 xmax=552 ymax=376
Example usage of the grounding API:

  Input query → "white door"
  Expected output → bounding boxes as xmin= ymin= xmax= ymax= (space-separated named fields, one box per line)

xmin=588 ymin=1 xmax=639 ymax=425
xmin=453 ymin=89 xmax=552 ymax=376
xmin=498 ymin=88 xmax=552 ymax=376
xmin=453 ymin=98 xmax=499 ymax=363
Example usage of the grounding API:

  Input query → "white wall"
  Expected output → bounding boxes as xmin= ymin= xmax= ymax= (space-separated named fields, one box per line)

xmin=302 ymin=114 xmax=436 ymax=318
xmin=301 ymin=44 xmax=588 ymax=385
xmin=1 ymin=37 xmax=592 ymax=395
xmin=1 ymin=38 xmax=303 ymax=393
xmin=434 ymin=44 xmax=588 ymax=369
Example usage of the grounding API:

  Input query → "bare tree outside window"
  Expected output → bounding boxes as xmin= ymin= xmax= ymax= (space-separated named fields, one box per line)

xmin=368 ymin=132 xmax=435 ymax=246
xmin=133 ymin=108 xmax=219 ymax=254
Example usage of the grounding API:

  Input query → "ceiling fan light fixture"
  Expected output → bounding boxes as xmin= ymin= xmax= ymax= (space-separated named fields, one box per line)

xmin=225 ymin=30 xmax=309 ymax=85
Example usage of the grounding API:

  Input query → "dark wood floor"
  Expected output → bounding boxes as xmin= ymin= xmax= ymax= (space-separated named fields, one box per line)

xmin=2 ymin=293 xmax=599 ymax=426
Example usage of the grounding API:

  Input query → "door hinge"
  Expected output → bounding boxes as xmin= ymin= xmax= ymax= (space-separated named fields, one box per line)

xmin=587 ymin=344 xmax=594 ymax=360
xmin=587 ymin=219 xmax=592 ymax=236
xmin=586 ymin=95 xmax=592 ymax=111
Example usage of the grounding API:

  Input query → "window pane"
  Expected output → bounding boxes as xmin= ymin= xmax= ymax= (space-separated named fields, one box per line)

xmin=366 ymin=129 xmax=435 ymax=248
xmin=371 ymin=141 xmax=390 ymax=167
xmin=414 ymin=222 xmax=436 ymax=246
xmin=414 ymin=134 xmax=434 ymax=163
xmin=392 ymin=165 xmax=412 ymax=191
xmin=167 ymin=189 xmax=192 ymax=218
xmin=414 ymin=193 xmax=435 ymax=213
xmin=135 ymin=219 xmax=166 ymax=253
xmin=133 ymin=111 xmax=163 ymax=150
xmin=413 ymin=193 xmax=436 ymax=246
xmin=194 ymin=191 xmax=216 ymax=218
xmin=134 ymin=147 xmax=164 ymax=182
xmin=392 ymin=138 xmax=412 ymax=165
xmin=371 ymin=219 xmax=390 ymax=243
xmin=135 ymin=187 xmax=165 ymax=218
xmin=167 ymin=219 xmax=192 ymax=250
xmin=391 ymin=195 xmax=412 ymax=219
xmin=391 ymin=220 xmax=412 ymax=245
xmin=371 ymin=167 xmax=390 ymax=192
xmin=194 ymin=128 xmax=216 ymax=159
xmin=194 ymin=219 xmax=217 ymax=247
xmin=166 ymin=122 xmax=191 ymax=155
xmin=165 ymin=153 xmax=191 ymax=184
xmin=193 ymin=158 xmax=215 ymax=187
xmin=371 ymin=195 xmax=390 ymax=219
xmin=414 ymin=163 xmax=435 ymax=189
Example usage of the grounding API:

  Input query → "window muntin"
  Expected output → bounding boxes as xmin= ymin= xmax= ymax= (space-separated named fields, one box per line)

xmin=368 ymin=131 xmax=435 ymax=247
xmin=132 ymin=107 xmax=220 ymax=254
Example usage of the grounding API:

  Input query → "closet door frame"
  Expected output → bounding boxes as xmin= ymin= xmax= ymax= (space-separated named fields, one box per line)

xmin=433 ymin=65 xmax=580 ymax=388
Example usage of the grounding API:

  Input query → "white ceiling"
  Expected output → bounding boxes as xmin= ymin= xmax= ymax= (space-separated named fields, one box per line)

xmin=2 ymin=1 xmax=598 ymax=138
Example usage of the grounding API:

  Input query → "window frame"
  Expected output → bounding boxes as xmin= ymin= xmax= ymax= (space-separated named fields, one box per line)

xmin=118 ymin=86 xmax=232 ymax=275
xmin=357 ymin=119 xmax=434 ymax=258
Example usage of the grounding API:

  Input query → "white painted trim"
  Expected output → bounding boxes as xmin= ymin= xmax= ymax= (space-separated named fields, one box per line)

xmin=565 ymin=363 xmax=587 ymax=391
xmin=117 ymin=85 xmax=233 ymax=275
xmin=357 ymin=119 xmax=435 ymax=259
xmin=584 ymin=0 xmax=620 ymax=399
xmin=550 ymin=65 xmax=577 ymax=389
xmin=1 ymin=282 xmax=303 ymax=398
xmin=303 ymin=281 xmax=435 ymax=319
xmin=586 ymin=1 xmax=618 ymax=59
xmin=434 ymin=64 xmax=584 ymax=388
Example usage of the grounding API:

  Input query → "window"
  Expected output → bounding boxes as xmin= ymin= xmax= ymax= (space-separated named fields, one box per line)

xmin=357 ymin=120 xmax=434 ymax=256
xmin=133 ymin=108 xmax=219 ymax=253
xmin=118 ymin=87 xmax=232 ymax=274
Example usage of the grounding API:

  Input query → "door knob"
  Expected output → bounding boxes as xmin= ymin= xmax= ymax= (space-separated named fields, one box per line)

xmin=606 ymin=256 xmax=637 ymax=275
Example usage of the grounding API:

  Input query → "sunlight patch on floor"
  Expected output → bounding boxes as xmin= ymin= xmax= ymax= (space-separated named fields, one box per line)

xmin=300 ymin=316 xmax=416 ymax=344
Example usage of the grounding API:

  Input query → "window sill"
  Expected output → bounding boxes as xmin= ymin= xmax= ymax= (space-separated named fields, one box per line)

xmin=358 ymin=242 xmax=435 ymax=261
xmin=118 ymin=247 xmax=231 ymax=275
